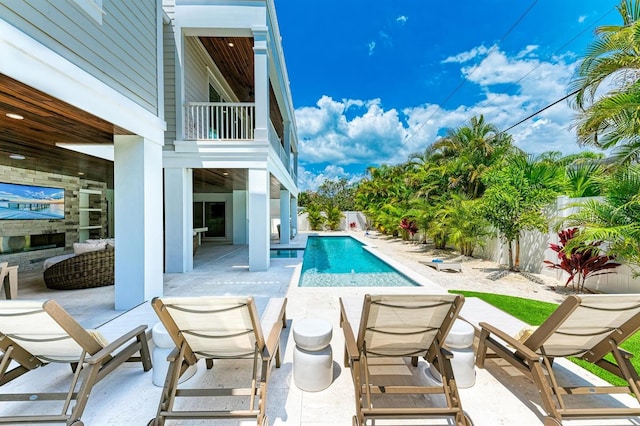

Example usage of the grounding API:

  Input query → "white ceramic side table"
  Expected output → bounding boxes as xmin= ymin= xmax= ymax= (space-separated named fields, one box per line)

xmin=151 ymin=322 xmax=198 ymax=387
xmin=292 ymin=318 xmax=333 ymax=392
xmin=428 ymin=319 xmax=476 ymax=388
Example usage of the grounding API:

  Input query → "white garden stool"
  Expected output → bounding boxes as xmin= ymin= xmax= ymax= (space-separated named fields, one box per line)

xmin=428 ymin=319 xmax=476 ymax=388
xmin=293 ymin=318 xmax=333 ymax=392
xmin=151 ymin=322 xmax=197 ymax=387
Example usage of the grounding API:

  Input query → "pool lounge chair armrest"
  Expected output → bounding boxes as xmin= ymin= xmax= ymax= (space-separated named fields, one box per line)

xmin=85 ymin=325 xmax=148 ymax=365
xmin=339 ymin=298 xmax=360 ymax=364
xmin=478 ymin=321 xmax=541 ymax=362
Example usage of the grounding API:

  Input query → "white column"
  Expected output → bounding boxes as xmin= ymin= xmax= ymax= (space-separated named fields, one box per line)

xmin=290 ymin=196 xmax=298 ymax=238
xmin=233 ymin=190 xmax=248 ymax=245
xmin=283 ymin=120 xmax=291 ymax=172
xmin=114 ymin=135 xmax=164 ymax=310
xmin=252 ymin=26 xmax=269 ymax=141
xmin=164 ymin=168 xmax=193 ymax=273
xmin=248 ymin=168 xmax=270 ymax=271
xmin=279 ymin=189 xmax=290 ymax=244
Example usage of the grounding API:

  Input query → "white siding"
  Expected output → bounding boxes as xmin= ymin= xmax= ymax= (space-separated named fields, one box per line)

xmin=0 ymin=0 xmax=159 ymax=115
xmin=183 ymin=37 xmax=212 ymax=104
xmin=163 ymin=17 xmax=177 ymax=146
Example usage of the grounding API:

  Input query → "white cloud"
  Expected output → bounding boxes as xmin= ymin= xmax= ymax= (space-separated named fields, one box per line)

xmin=368 ymin=41 xmax=376 ymax=55
xmin=295 ymin=44 xmax=596 ymax=190
xmin=578 ymin=15 xmax=586 ymax=23
xmin=516 ymin=45 xmax=538 ymax=58
xmin=442 ymin=45 xmax=491 ymax=64
xmin=297 ymin=165 xmax=364 ymax=192
xmin=296 ymin=96 xmax=407 ymax=166
xmin=396 ymin=15 xmax=408 ymax=24
xmin=379 ymin=31 xmax=392 ymax=47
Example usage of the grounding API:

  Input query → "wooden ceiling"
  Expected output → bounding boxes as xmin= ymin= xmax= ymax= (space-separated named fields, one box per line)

xmin=0 ymin=73 xmax=117 ymax=186
xmin=193 ymin=168 xmax=283 ymax=198
xmin=0 ymin=36 xmax=286 ymax=194
xmin=199 ymin=36 xmax=284 ymax=140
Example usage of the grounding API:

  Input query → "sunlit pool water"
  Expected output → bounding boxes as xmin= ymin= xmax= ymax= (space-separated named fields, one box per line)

xmin=298 ymin=236 xmax=420 ymax=287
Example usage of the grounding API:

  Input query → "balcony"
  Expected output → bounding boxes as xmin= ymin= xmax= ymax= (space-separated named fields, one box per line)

xmin=184 ymin=102 xmax=255 ymax=141
xmin=182 ymin=102 xmax=295 ymax=180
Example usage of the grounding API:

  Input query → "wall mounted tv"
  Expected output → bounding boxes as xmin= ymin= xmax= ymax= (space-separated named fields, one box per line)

xmin=0 ymin=182 xmax=65 ymax=220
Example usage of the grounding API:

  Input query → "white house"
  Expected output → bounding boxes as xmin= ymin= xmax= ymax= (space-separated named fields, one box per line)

xmin=0 ymin=0 xmax=299 ymax=309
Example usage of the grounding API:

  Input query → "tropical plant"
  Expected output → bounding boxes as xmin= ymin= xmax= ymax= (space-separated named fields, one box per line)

xmin=444 ymin=196 xmax=490 ymax=257
xmin=562 ymin=165 xmax=640 ymax=275
xmin=570 ymin=0 xmax=640 ymax=165
xmin=324 ymin=204 xmax=343 ymax=231
xmin=430 ymin=115 xmax=518 ymax=198
xmin=399 ymin=218 xmax=419 ymax=241
xmin=544 ymin=228 xmax=620 ymax=293
xmin=317 ymin=178 xmax=356 ymax=211
xmin=301 ymin=202 xmax=325 ymax=230
xmin=481 ymin=154 xmax=564 ymax=271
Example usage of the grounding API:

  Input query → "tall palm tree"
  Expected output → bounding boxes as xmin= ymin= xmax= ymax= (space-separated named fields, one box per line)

xmin=571 ymin=0 xmax=640 ymax=164
xmin=431 ymin=115 xmax=517 ymax=198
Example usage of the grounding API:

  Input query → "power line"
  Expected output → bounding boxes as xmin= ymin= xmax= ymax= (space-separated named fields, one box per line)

xmin=451 ymin=6 xmax=616 ymax=133
xmin=500 ymin=88 xmax=580 ymax=135
xmin=397 ymin=3 xmax=616 ymax=158
xmin=399 ymin=0 xmax=540 ymax=149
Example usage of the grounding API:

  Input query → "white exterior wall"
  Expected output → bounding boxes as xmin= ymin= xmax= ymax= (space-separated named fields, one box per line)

xmin=193 ymin=193 xmax=234 ymax=243
xmin=233 ymin=190 xmax=248 ymax=244
xmin=1 ymin=0 xmax=161 ymax=115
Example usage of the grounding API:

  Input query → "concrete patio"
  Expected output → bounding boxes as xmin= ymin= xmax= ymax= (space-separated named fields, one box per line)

xmin=3 ymin=233 xmax=640 ymax=425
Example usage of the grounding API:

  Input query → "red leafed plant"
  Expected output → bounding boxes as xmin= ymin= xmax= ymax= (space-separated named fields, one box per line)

xmin=544 ymin=228 xmax=620 ymax=293
xmin=399 ymin=218 xmax=419 ymax=237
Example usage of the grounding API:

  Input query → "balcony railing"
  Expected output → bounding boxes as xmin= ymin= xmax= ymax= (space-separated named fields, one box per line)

xmin=184 ymin=102 xmax=255 ymax=141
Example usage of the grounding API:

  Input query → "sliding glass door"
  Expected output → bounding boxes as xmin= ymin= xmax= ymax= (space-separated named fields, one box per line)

xmin=193 ymin=201 xmax=226 ymax=238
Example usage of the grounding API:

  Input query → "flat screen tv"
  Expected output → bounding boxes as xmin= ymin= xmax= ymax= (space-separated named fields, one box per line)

xmin=0 ymin=182 xmax=65 ymax=220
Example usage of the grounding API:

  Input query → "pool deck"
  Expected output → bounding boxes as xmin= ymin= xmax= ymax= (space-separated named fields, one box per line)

xmin=3 ymin=232 xmax=640 ymax=425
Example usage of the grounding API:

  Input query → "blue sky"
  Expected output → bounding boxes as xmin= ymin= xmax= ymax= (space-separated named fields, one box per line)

xmin=274 ymin=0 xmax=621 ymax=191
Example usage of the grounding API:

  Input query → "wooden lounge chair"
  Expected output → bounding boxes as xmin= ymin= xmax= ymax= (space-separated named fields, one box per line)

xmin=475 ymin=294 xmax=640 ymax=425
xmin=0 ymin=299 xmax=152 ymax=425
xmin=149 ymin=296 xmax=287 ymax=426
xmin=339 ymin=293 xmax=471 ymax=426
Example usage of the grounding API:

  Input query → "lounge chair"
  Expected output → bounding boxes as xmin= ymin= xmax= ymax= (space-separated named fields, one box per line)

xmin=149 ymin=295 xmax=287 ymax=426
xmin=475 ymin=294 xmax=640 ymax=425
xmin=339 ymin=293 xmax=471 ymax=426
xmin=421 ymin=260 xmax=462 ymax=272
xmin=0 ymin=299 xmax=152 ymax=425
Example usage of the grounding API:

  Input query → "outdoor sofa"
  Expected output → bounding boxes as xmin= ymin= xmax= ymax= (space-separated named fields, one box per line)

xmin=43 ymin=240 xmax=114 ymax=290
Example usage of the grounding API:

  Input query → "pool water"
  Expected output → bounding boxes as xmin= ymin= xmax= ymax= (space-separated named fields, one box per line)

xmin=299 ymin=236 xmax=419 ymax=287
xmin=270 ymin=249 xmax=304 ymax=258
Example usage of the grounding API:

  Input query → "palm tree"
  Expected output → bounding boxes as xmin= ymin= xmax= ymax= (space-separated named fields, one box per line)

xmin=571 ymin=0 xmax=640 ymax=164
xmin=563 ymin=165 xmax=640 ymax=275
xmin=431 ymin=115 xmax=518 ymax=198
xmin=481 ymin=154 xmax=565 ymax=271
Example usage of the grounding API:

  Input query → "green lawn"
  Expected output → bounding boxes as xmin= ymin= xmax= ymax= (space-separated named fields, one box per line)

xmin=450 ymin=290 xmax=640 ymax=387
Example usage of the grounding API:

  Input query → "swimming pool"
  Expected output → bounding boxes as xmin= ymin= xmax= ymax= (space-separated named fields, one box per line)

xmin=270 ymin=249 xmax=304 ymax=258
xmin=298 ymin=236 xmax=420 ymax=287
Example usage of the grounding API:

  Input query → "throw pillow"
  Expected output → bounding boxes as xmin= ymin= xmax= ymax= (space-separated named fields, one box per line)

xmin=73 ymin=242 xmax=106 ymax=255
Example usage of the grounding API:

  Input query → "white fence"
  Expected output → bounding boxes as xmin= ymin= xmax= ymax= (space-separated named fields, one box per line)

xmin=476 ymin=196 xmax=640 ymax=294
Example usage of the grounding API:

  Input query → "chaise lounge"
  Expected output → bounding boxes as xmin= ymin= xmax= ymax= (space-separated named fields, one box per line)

xmin=476 ymin=294 xmax=640 ymax=425
xmin=339 ymin=293 xmax=471 ymax=426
